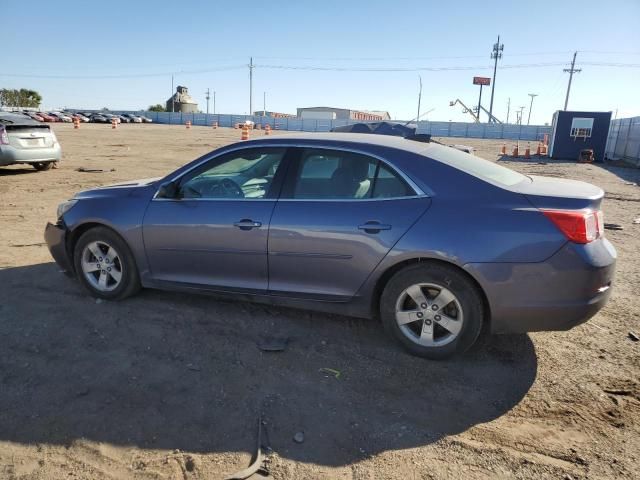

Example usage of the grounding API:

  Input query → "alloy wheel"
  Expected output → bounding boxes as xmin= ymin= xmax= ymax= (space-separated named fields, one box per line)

xmin=80 ymin=241 xmax=123 ymax=292
xmin=394 ymin=283 xmax=464 ymax=347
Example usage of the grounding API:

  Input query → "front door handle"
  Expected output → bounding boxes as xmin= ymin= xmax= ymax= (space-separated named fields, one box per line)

xmin=358 ymin=221 xmax=392 ymax=234
xmin=234 ymin=219 xmax=262 ymax=230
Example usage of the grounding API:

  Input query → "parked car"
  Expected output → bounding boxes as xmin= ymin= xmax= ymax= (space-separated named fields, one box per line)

xmin=89 ymin=113 xmax=109 ymax=123
xmin=37 ymin=112 xmax=57 ymax=122
xmin=49 ymin=112 xmax=72 ymax=123
xmin=122 ymin=114 xmax=143 ymax=123
xmin=23 ymin=112 xmax=45 ymax=122
xmin=45 ymin=133 xmax=616 ymax=359
xmin=102 ymin=114 xmax=121 ymax=124
xmin=139 ymin=115 xmax=153 ymax=123
xmin=117 ymin=115 xmax=131 ymax=123
xmin=0 ymin=113 xmax=61 ymax=171
xmin=64 ymin=112 xmax=89 ymax=122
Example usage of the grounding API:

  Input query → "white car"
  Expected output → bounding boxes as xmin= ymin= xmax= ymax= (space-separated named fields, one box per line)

xmin=50 ymin=112 xmax=73 ymax=123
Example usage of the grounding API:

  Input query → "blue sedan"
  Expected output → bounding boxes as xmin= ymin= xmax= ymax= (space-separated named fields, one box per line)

xmin=44 ymin=133 xmax=616 ymax=359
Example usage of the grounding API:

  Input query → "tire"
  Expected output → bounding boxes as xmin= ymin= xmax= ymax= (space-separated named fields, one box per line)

xmin=380 ymin=263 xmax=484 ymax=359
xmin=73 ymin=226 xmax=141 ymax=300
xmin=33 ymin=162 xmax=54 ymax=171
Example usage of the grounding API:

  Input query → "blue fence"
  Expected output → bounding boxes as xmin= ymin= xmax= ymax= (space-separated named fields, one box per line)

xmin=75 ymin=109 xmax=552 ymax=141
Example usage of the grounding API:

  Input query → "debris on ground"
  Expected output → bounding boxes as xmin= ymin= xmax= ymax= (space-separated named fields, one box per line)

xmin=633 ymin=217 xmax=640 ymax=224
xmin=76 ymin=167 xmax=116 ymax=173
xmin=257 ymin=335 xmax=289 ymax=352
xmin=319 ymin=367 xmax=341 ymax=379
xmin=224 ymin=415 xmax=271 ymax=480
xmin=629 ymin=331 xmax=639 ymax=342
xmin=604 ymin=223 xmax=624 ymax=231
xmin=10 ymin=242 xmax=46 ymax=247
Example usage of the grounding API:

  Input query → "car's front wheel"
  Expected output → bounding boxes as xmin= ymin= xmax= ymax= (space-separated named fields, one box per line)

xmin=73 ymin=227 xmax=141 ymax=300
xmin=380 ymin=263 xmax=484 ymax=359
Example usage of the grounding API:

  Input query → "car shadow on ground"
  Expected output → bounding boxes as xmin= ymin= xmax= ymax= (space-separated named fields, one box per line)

xmin=0 ymin=166 xmax=40 ymax=176
xmin=0 ymin=263 xmax=537 ymax=468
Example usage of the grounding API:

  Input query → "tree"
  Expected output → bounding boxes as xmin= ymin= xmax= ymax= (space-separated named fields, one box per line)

xmin=147 ymin=104 xmax=165 ymax=112
xmin=0 ymin=88 xmax=42 ymax=108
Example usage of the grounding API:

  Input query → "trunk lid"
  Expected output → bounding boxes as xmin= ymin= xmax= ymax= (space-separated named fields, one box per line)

xmin=516 ymin=175 xmax=604 ymax=210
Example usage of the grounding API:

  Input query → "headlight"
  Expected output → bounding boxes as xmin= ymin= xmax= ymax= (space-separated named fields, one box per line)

xmin=57 ymin=199 xmax=78 ymax=219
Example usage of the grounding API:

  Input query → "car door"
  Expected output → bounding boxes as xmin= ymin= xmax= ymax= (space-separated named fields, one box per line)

xmin=142 ymin=147 xmax=290 ymax=292
xmin=268 ymin=147 xmax=431 ymax=300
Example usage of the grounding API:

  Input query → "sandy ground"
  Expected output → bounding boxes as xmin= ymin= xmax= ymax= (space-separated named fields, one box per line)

xmin=0 ymin=123 xmax=638 ymax=480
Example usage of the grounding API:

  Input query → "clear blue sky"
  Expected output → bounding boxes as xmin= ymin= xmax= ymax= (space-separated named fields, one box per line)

xmin=3 ymin=0 xmax=639 ymax=124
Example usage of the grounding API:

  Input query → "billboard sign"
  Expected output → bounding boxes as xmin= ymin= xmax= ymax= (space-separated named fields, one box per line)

xmin=473 ymin=76 xmax=491 ymax=86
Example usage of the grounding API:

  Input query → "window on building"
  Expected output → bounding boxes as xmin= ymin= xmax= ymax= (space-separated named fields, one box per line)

xmin=570 ymin=117 xmax=594 ymax=138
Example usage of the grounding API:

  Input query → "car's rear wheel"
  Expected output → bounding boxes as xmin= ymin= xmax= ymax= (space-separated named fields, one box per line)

xmin=33 ymin=162 xmax=54 ymax=171
xmin=73 ymin=227 xmax=141 ymax=300
xmin=380 ymin=263 xmax=484 ymax=359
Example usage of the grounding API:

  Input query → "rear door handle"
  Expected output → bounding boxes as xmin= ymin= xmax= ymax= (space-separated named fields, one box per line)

xmin=358 ymin=221 xmax=392 ymax=234
xmin=234 ymin=219 xmax=262 ymax=230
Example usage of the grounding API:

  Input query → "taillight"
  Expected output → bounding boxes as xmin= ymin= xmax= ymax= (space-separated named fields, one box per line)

xmin=543 ymin=209 xmax=603 ymax=244
xmin=0 ymin=126 xmax=9 ymax=145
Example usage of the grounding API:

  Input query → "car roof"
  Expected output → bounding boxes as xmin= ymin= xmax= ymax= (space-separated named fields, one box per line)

xmin=0 ymin=113 xmax=41 ymax=126
xmin=242 ymin=132 xmax=435 ymax=155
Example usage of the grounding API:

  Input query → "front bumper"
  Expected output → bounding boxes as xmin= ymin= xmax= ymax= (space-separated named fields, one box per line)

xmin=466 ymin=238 xmax=617 ymax=334
xmin=44 ymin=221 xmax=74 ymax=275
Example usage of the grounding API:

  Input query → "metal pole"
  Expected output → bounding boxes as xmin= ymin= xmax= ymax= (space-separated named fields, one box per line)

xmin=213 ymin=91 xmax=216 ymax=115
xmin=205 ymin=88 xmax=210 ymax=115
xmin=171 ymin=75 xmax=174 ymax=113
xmin=527 ymin=93 xmax=537 ymax=125
xmin=263 ymin=91 xmax=266 ymax=116
xmin=249 ymin=57 xmax=253 ymax=115
xmin=506 ymin=97 xmax=510 ymax=124
xmin=488 ymin=35 xmax=503 ymax=124
xmin=477 ymin=84 xmax=483 ymax=123
xmin=416 ymin=76 xmax=422 ymax=123
xmin=563 ymin=51 xmax=581 ymax=110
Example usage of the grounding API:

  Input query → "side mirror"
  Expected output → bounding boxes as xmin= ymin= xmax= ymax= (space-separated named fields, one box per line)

xmin=157 ymin=181 xmax=179 ymax=199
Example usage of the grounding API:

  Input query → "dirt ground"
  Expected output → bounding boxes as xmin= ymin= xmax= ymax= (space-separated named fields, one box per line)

xmin=0 ymin=123 xmax=638 ymax=480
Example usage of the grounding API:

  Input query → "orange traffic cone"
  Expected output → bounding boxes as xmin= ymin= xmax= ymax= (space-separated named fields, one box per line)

xmin=524 ymin=143 xmax=531 ymax=159
xmin=111 ymin=118 xmax=117 ymax=129
xmin=500 ymin=143 xmax=506 ymax=155
xmin=512 ymin=144 xmax=519 ymax=157
xmin=536 ymin=143 xmax=542 ymax=156
xmin=212 ymin=121 xmax=218 ymax=129
xmin=73 ymin=118 xmax=80 ymax=129
xmin=186 ymin=120 xmax=191 ymax=129
xmin=241 ymin=124 xmax=249 ymax=140
xmin=265 ymin=124 xmax=271 ymax=136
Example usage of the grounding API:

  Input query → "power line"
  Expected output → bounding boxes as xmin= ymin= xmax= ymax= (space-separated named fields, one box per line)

xmin=2 ymin=60 xmax=638 ymax=80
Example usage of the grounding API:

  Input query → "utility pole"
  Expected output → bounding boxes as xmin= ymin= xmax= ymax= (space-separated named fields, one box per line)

xmin=263 ymin=91 xmax=266 ymax=115
xmin=213 ymin=91 xmax=216 ymax=114
xmin=563 ymin=51 xmax=581 ymax=110
xmin=488 ymin=35 xmax=504 ymax=124
xmin=249 ymin=57 xmax=254 ymax=115
xmin=171 ymin=74 xmax=175 ymax=113
xmin=476 ymin=83 xmax=484 ymax=123
xmin=205 ymin=88 xmax=210 ymax=115
xmin=527 ymin=93 xmax=538 ymax=125
xmin=518 ymin=106 xmax=525 ymax=125
xmin=416 ymin=76 xmax=422 ymax=124
xmin=506 ymin=97 xmax=511 ymax=124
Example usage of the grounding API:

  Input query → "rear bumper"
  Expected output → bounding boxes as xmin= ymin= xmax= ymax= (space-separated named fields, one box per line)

xmin=466 ymin=238 xmax=616 ymax=334
xmin=44 ymin=221 xmax=74 ymax=274
xmin=0 ymin=143 xmax=61 ymax=166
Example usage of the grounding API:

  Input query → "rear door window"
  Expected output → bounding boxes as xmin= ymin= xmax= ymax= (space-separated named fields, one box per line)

xmin=289 ymin=148 xmax=415 ymax=200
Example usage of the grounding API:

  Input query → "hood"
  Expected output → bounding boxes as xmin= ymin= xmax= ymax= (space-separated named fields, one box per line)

xmin=74 ymin=177 xmax=161 ymax=199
